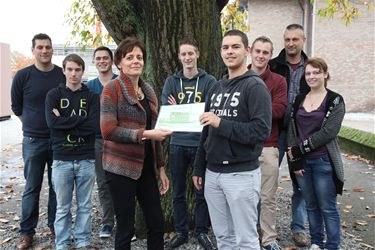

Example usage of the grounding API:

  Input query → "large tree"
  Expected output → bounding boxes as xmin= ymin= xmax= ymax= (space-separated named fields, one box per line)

xmin=91 ymin=0 xmax=227 ymax=98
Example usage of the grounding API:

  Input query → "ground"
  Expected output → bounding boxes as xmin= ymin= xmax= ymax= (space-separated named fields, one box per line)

xmin=0 ymin=116 xmax=374 ymax=249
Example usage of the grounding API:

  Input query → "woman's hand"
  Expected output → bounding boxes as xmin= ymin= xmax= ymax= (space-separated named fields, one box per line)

xmin=294 ymin=170 xmax=304 ymax=176
xmin=143 ymin=129 xmax=172 ymax=141
xmin=159 ymin=167 xmax=169 ymax=195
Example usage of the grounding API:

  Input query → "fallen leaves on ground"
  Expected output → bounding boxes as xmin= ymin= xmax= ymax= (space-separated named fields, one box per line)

xmin=354 ymin=220 xmax=369 ymax=226
xmin=280 ymin=175 xmax=291 ymax=181
xmin=367 ymin=214 xmax=375 ymax=218
xmin=353 ymin=187 xmax=365 ymax=192
xmin=0 ymin=237 xmax=12 ymax=245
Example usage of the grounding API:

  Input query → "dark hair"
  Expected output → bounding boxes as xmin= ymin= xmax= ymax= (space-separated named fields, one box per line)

xmin=93 ymin=46 xmax=114 ymax=61
xmin=62 ymin=54 xmax=85 ymax=71
xmin=251 ymin=36 xmax=274 ymax=54
xmin=178 ymin=37 xmax=199 ymax=52
xmin=223 ymin=29 xmax=249 ymax=48
xmin=114 ymin=37 xmax=146 ymax=69
xmin=286 ymin=23 xmax=304 ymax=31
xmin=305 ymin=57 xmax=330 ymax=87
xmin=32 ymin=33 xmax=52 ymax=48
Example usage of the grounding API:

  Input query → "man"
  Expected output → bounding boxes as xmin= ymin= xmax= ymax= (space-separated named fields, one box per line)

xmin=193 ymin=30 xmax=272 ymax=250
xmin=86 ymin=46 xmax=117 ymax=238
xmin=45 ymin=54 xmax=99 ymax=249
xmin=248 ymin=36 xmax=287 ymax=250
xmin=161 ymin=37 xmax=216 ymax=249
xmin=269 ymin=24 xmax=310 ymax=247
xmin=11 ymin=33 xmax=65 ymax=249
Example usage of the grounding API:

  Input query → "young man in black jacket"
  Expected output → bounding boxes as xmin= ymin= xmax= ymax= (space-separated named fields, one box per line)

xmin=269 ymin=24 xmax=309 ymax=247
xmin=45 ymin=54 xmax=99 ymax=250
xmin=193 ymin=30 xmax=272 ymax=250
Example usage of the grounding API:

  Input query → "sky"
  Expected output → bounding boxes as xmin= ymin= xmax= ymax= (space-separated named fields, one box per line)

xmin=0 ymin=0 xmax=74 ymax=56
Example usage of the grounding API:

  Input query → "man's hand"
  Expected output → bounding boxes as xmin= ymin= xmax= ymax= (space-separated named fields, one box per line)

xmin=168 ymin=95 xmax=177 ymax=105
xmin=159 ymin=167 xmax=169 ymax=195
xmin=199 ymin=112 xmax=221 ymax=128
xmin=192 ymin=176 xmax=203 ymax=190
xmin=52 ymin=108 xmax=61 ymax=117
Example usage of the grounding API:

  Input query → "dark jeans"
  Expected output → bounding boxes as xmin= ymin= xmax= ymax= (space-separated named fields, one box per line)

xmin=106 ymin=157 xmax=164 ymax=250
xmin=169 ymin=144 xmax=209 ymax=236
xmin=278 ymin=130 xmax=307 ymax=234
xmin=20 ymin=137 xmax=56 ymax=236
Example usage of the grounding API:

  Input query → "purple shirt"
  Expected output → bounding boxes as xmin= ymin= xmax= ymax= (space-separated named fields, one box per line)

xmin=296 ymin=96 xmax=328 ymax=159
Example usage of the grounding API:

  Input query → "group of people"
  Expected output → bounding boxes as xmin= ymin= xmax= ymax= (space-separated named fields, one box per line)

xmin=11 ymin=23 xmax=345 ymax=250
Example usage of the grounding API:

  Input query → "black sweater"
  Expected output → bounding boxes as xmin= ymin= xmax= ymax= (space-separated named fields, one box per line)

xmin=45 ymin=83 xmax=99 ymax=160
xmin=11 ymin=65 xmax=65 ymax=137
xmin=193 ymin=70 xmax=272 ymax=177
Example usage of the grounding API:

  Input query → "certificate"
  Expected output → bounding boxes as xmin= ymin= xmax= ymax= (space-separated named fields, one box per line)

xmin=155 ymin=103 xmax=205 ymax=132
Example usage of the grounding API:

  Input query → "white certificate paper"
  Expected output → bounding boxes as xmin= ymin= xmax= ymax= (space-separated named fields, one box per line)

xmin=155 ymin=103 xmax=205 ymax=132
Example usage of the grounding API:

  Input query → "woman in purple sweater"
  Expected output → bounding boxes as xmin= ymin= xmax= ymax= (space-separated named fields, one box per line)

xmin=100 ymin=37 xmax=171 ymax=250
xmin=287 ymin=58 xmax=345 ymax=250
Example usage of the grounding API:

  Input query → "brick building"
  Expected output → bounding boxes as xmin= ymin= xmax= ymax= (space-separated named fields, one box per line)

xmin=244 ymin=0 xmax=374 ymax=112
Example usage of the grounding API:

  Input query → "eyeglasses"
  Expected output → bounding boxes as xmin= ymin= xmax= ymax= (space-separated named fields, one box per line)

xmin=305 ymin=71 xmax=322 ymax=77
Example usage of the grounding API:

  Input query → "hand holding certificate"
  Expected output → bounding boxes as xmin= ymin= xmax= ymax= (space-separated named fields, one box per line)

xmin=155 ymin=103 xmax=205 ymax=132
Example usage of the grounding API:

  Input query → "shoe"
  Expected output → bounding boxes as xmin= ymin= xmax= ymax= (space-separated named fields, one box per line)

xmin=309 ymin=244 xmax=321 ymax=250
xmin=131 ymin=235 xmax=137 ymax=242
xmin=262 ymin=240 xmax=282 ymax=250
xmin=99 ymin=225 xmax=113 ymax=238
xmin=292 ymin=232 xmax=309 ymax=247
xmin=75 ymin=246 xmax=99 ymax=250
xmin=16 ymin=236 xmax=33 ymax=250
xmin=169 ymin=233 xmax=188 ymax=248
xmin=196 ymin=233 xmax=217 ymax=250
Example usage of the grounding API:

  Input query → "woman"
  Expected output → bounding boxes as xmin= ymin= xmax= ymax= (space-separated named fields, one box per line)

xmin=287 ymin=57 xmax=345 ymax=250
xmin=100 ymin=37 xmax=171 ymax=250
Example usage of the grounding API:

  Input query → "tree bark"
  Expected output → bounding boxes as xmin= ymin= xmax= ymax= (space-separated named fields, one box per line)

xmin=91 ymin=0 xmax=227 ymax=234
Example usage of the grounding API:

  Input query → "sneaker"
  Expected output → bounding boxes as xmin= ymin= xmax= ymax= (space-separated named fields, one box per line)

xmin=309 ymin=244 xmax=321 ymax=250
xmin=131 ymin=235 xmax=137 ymax=242
xmin=75 ymin=246 xmax=99 ymax=250
xmin=196 ymin=233 xmax=217 ymax=250
xmin=99 ymin=225 xmax=113 ymax=238
xmin=292 ymin=232 xmax=309 ymax=247
xmin=262 ymin=240 xmax=282 ymax=250
xmin=169 ymin=233 xmax=188 ymax=248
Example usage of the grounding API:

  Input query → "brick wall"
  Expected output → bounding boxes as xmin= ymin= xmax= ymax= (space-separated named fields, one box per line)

xmin=246 ymin=0 xmax=374 ymax=112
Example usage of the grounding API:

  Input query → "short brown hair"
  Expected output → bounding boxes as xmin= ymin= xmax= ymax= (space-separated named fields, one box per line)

xmin=114 ymin=37 xmax=146 ymax=69
xmin=178 ymin=37 xmax=199 ymax=52
xmin=62 ymin=54 xmax=85 ymax=71
xmin=305 ymin=57 xmax=330 ymax=87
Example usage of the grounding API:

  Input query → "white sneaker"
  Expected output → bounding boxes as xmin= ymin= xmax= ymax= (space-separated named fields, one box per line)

xmin=309 ymin=244 xmax=321 ymax=250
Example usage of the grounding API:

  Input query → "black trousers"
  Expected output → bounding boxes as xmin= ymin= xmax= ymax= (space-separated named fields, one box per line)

xmin=106 ymin=158 xmax=165 ymax=250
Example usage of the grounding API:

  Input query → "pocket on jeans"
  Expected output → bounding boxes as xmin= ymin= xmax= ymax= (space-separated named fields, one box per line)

xmin=321 ymin=155 xmax=330 ymax=163
xmin=52 ymin=160 xmax=63 ymax=168
xmin=22 ymin=137 xmax=35 ymax=144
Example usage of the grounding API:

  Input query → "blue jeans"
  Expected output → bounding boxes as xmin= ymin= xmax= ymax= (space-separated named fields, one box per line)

xmin=21 ymin=137 xmax=56 ymax=236
xmin=169 ymin=145 xmax=209 ymax=236
xmin=52 ymin=160 xmax=96 ymax=250
xmin=278 ymin=130 xmax=307 ymax=234
xmin=296 ymin=156 xmax=341 ymax=250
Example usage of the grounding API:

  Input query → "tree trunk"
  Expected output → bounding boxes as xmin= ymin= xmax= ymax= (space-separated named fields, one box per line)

xmin=91 ymin=0 xmax=226 ymax=235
